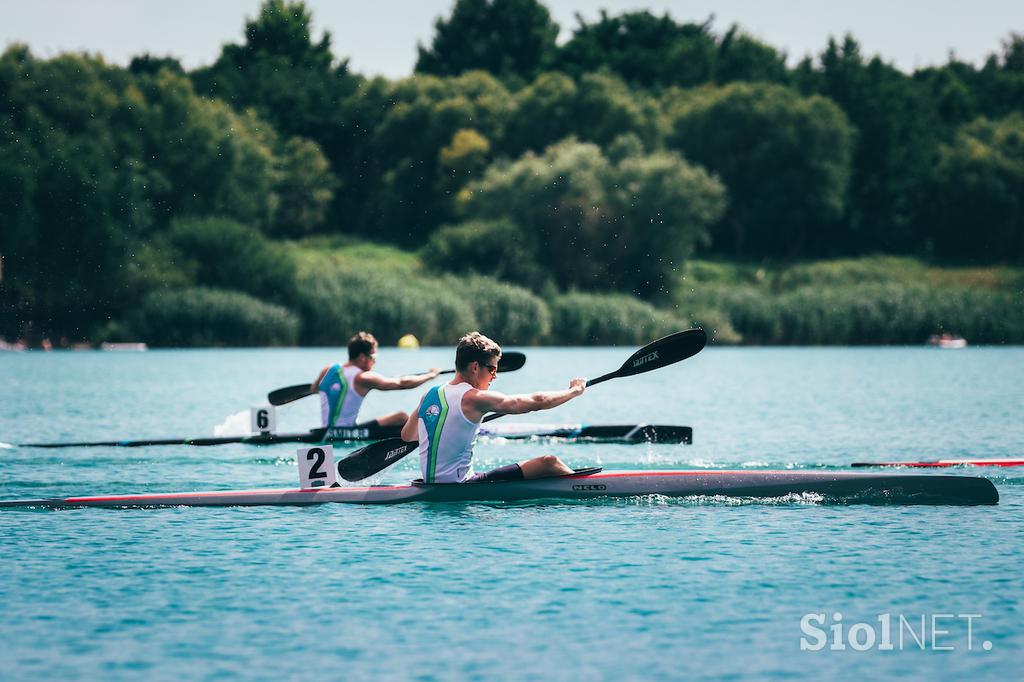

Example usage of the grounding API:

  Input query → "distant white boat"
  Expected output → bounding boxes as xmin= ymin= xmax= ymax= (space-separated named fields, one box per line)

xmin=100 ymin=342 xmax=149 ymax=352
xmin=927 ymin=334 xmax=967 ymax=349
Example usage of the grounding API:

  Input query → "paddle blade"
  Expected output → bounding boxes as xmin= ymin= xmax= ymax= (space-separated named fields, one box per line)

xmin=497 ymin=351 xmax=526 ymax=372
xmin=268 ymin=383 xmax=314 ymax=406
xmin=337 ymin=438 xmax=418 ymax=481
xmin=588 ymin=329 xmax=706 ymax=387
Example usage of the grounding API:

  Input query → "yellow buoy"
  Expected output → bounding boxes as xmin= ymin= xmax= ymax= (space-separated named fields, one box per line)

xmin=397 ymin=333 xmax=420 ymax=349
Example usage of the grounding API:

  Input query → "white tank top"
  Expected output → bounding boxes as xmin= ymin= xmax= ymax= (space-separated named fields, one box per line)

xmin=319 ymin=364 xmax=366 ymax=427
xmin=417 ymin=382 xmax=480 ymax=483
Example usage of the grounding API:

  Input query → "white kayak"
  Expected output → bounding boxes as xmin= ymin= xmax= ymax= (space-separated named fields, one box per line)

xmin=0 ymin=469 xmax=999 ymax=508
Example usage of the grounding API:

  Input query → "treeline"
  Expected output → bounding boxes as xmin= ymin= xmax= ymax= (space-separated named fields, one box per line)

xmin=103 ymin=231 xmax=1024 ymax=346
xmin=98 ymin=220 xmax=686 ymax=347
xmin=1 ymin=0 xmax=1023 ymax=343
xmin=674 ymin=258 xmax=1024 ymax=345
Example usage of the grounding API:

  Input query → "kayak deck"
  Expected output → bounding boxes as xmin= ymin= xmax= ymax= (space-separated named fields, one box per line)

xmin=0 ymin=470 xmax=999 ymax=508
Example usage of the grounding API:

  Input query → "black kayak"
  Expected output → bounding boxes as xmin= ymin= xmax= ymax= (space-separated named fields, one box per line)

xmin=19 ymin=423 xmax=693 ymax=448
xmin=0 ymin=469 xmax=998 ymax=508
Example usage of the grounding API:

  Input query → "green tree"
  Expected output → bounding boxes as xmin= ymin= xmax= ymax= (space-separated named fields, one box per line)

xmin=128 ymin=54 xmax=185 ymax=76
xmin=131 ymin=70 xmax=281 ymax=230
xmin=416 ymin=0 xmax=559 ymax=82
xmin=503 ymin=71 xmax=663 ymax=156
xmin=715 ymin=25 xmax=788 ymax=84
xmin=437 ymin=128 xmax=492 ymax=201
xmin=130 ymin=68 xmax=335 ymax=235
xmin=0 ymin=46 xmax=323 ymax=340
xmin=327 ymin=76 xmax=398 ymax=233
xmin=572 ymin=72 xmax=664 ymax=149
xmin=502 ymin=71 xmax=578 ymax=154
xmin=928 ymin=115 xmax=1024 ymax=262
xmin=356 ymin=71 xmax=514 ymax=243
xmin=271 ymin=136 xmax=336 ymax=237
xmin=605 ymin=151 xmax=725 ymax=295
xmin=556 ymin=11 xmax=716 ymax=88
xmin=192 ymin=0 xmax=354 ymax=144
xmin=0 ymin=48 xmax=141 ymax=340
xmin=914 ymin=63 xmax=978 ymax=129
xmin=794 ymin=35 xmax=940 ymax=254
xmin=0 ymin=109 xmax=39 ymax=338
xmin=192 ymin=0 xmax=353 ymax=230
xmin=973 ymin=33 xmax=1024 ymax=119
xmin=459 ymin=139 xmax=725 ymax=296
xmin=669 ymin=82 xmax=854 ymax=258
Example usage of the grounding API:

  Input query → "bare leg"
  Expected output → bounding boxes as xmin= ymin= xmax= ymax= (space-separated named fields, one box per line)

xmin=373 ymin=411 xmax=409 ymax=427
xmin=519 ymin=454 xmax=574 ymax=479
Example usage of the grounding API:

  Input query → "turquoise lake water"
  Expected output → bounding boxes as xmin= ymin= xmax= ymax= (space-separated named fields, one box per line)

xmin=1 ymin=346 xmax=1022 ymax=680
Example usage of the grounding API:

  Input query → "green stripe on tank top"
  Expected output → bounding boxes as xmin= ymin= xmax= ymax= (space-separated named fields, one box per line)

xmin=426 ymin=388 xmax=449 ymax=483
xmin=329 ymin=368 xmax=348 ymax=426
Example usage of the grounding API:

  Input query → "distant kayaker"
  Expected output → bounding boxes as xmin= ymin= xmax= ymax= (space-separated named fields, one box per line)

xmin=401 ymin=331 xmax=585 ymax=483
xmin=314 ymin=332 xmax=440 ymax=429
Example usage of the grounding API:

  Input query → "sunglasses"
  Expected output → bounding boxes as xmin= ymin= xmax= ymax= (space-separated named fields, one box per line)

xmin=481 ymin=363 xmax=498 ymax=377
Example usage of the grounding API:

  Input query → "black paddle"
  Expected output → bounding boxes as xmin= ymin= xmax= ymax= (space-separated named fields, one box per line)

xmin=336 ymin=329 xmax=707 ymax=482
xmin=268 ymin=383 xmax=320 ymax=406
xmin=268 ymin=351 xmax=527 ymax=406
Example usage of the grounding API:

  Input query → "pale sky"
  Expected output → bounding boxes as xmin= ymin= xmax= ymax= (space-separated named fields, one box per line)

xmin=2 ymin=1 xmax=1022 ymax=77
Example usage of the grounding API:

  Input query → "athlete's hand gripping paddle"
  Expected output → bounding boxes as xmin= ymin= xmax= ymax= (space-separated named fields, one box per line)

xmin=335 ymin=329 xmax=707 ymax=482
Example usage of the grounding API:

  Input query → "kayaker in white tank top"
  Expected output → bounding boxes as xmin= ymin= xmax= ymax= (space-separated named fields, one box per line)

xmin=312 ymin=331 xmax=441 ymax=428
xmin=403 ymin=331 xmax=587 ymax=483
xmin=415 ymin=382 xmax=479 ymax=482
xmin=318 ymin=364 xmax=367 ymax=427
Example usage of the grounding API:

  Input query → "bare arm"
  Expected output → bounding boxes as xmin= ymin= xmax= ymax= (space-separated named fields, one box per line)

xmin=311 ymin=366 xmax=329 ymax=393
xmin=466 ymin=378 xmax=586 ymax=421
xmin=357 ymin=368 xmax=441 ymax=393
xmin=401 ymin=396 xmax=424 ymax=442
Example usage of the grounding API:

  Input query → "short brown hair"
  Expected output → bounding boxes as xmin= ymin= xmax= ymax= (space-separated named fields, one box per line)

xmin=455 ymin=332 xmax=501 ymax=371
xmin=348 ymin=332 xmax=378 ymax=360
